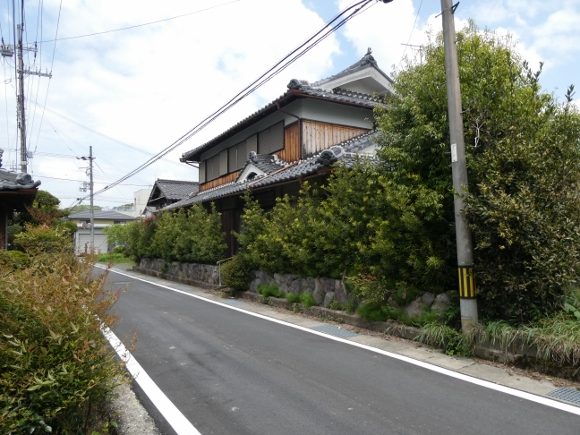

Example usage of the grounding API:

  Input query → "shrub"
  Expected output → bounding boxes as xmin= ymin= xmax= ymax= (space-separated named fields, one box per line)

xmin=220 ymin=255 xmax=254 ymax=291
xmin=286 ymin=293 xmax=301 ymax=304
xmin=0 ymin=253 xmax=123 ymax=433
xmin=13 ymin=225 xmax=72 ymax=255
xmin=258 ymin=284 xmax=284 ymax=298
xmin=0 ymin=250 xmax=29 ymax=271
xmin=299 ymin=292 xmax=316 ymax=308
xmin=124 ymin=205 xmax=226 ymax=264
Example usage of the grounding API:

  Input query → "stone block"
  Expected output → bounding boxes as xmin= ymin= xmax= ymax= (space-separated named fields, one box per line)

xmin=323 ymin=291 xmax=335 ymax=308
xmin=335 ymin=280 xmax=348 ymax=303
xmin=421 ymin=292 xmax=435 ymax=307
xmin=431 ymin=293 xmax=450 ymax=314
xmin=404 ymin=297 xmax=426 ymax=318
xmin=312 ymin=287 xmax=325 ymax=305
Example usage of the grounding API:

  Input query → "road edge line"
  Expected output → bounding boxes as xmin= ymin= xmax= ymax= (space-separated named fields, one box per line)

xmin=101 ymin=324 xmax=202 ymax=435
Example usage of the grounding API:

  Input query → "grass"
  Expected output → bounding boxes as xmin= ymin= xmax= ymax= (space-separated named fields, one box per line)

xmin=477 ymin=315 xmax=580 ymax=367
xmin=97 ymin=252 xmax=135 ymax=266
xmin=416 ymin=323 xmax=472 ymax=356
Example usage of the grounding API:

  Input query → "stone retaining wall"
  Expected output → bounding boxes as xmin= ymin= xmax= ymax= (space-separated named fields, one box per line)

xmin=249 ymin=271 xmax=349 ymax=307
xmin=135 ymin=258 xmax=220 ymax=287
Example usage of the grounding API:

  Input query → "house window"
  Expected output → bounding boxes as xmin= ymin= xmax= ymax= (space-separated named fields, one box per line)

xmin=258 ymin=122 xmax=283 ymax=154
xmin=228 ymin=142 xmax=246 ymax=172
xmin=228 ymin=134 xmax=258 ymax=172
xmin=199 ymin=160 xmax=206 ymax=183
xmin=205 ymin=149 xmax=228 ymax=181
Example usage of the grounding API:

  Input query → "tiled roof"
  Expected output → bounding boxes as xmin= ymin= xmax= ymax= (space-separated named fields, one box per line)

xmin=0 ymin=169 xmax=41 ymax=191
xmin=247 ymin=153 xmax=285 ymax=174
xmin=180 ymin=82 xmax=385 ymax=163
xmin=67 ymin=210 xmax=136 ymax=221
xmin=165 ymin=131 xmax=378 ymax=210
xmin=154 ymin=179 xmax=198 ymax=201
xmin=312 ymin=48 xmax=393 ymax=88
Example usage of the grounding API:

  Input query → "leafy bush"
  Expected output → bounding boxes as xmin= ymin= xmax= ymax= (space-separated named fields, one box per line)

xmin=13 ymin=225 xmax=72 ymax=255
xmin=220 ymin=255 xmax=254 ymax=291
xmin=123 ymin=205 xmax=226 ymax=264
xmin=286 ymin=293 xmax=301 ymax=304
xmin=0 ymin=250 xmax=29 ymax=271
xmin=299 ymin=292 xmax=316 ymax=308
xmin=375 ymin=24 xmax=580 ymax=323
xmin=257 ymin=284 xmax=284 ymax=298
xmin=0 ymin=252 xmax=123 ymax=433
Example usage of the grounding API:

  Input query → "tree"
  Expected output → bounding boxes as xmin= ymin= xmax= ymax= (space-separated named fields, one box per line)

xmin=375 ymin=23 xmax=580 ymax=323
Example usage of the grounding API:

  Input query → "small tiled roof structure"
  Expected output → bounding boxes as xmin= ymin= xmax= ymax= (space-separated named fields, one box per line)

xmin=67 ymin=210 xmax=135 ymax=221
xmin=180 ymin=50 xmax=390 ymax=164
xmin=0 ymin=149 xmax=41 ymax=248
xmin=312 ymin=48 xmax=394 ymax=90
xmin=165 ymin=131 xmax=378 ymax=210
xmin=146 ymin=179 xmax=199 ymax=209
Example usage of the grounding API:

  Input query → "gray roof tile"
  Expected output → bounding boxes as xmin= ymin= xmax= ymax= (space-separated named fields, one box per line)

xmin=67 ymin=210 xmax=135 ymax=221
xmin=154 ymin=179 xmax=199 ymax=201
xmin=0 ymin=169 xmax=41 ymax=191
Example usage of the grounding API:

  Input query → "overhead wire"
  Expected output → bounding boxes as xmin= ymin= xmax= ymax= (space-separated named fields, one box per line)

xmin=37 ymin=0 xmax=240 ymax=44
xmin=31 ymin=0 xmax=61 ymax=157
xmin=29 ymin=0 xmax=45 ymax=154
xmin=77 ymin=0 xmax=375 ymax=204
xmin=400 ymin=0 xmax=424 ymax=66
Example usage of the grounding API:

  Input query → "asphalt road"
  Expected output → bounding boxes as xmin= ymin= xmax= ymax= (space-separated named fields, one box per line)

xmin=102 ymin=269 xmax=579 ymax=435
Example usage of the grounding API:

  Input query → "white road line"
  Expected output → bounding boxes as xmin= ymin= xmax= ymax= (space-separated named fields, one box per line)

xmin=101 ymin=325 xmax=202 ymax=435
xmin=101 ymin=266 xmax=580 ymax=417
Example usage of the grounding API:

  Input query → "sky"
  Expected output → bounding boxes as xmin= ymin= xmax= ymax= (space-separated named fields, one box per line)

xmin=0 ymin=0 xmax=578 ymax=210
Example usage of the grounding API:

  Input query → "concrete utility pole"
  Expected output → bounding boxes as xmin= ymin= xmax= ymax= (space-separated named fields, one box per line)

xmin=440 ymin=0 xmax=478 ymax=331
xmin=89 ymin=146 xmax=95 ymax=253
xmin=79 ymin=147 xmax=95 ymax=253
xmin=16 ymin=22 xmax=27 ymax=173
xmin=9 ymin=1 xmax=52 ymax=173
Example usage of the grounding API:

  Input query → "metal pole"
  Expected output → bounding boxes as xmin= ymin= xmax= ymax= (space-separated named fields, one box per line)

xmin=89 ymin=146 xmax=95 ymax=253
xmin=440 ymin=0 xmax=478 ymax=331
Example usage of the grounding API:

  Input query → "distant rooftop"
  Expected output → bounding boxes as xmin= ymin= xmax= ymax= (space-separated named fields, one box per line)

xmin=67 ymin=210 xmax=135 ymax=221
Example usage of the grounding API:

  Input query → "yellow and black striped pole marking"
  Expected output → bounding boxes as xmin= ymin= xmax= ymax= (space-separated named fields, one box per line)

xmin=458 ymin=266 xmax=476 ymax=299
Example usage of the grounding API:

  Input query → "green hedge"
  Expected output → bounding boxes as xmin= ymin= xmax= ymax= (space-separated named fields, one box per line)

xmin=122 ymin=205 xmax=226 ymax=264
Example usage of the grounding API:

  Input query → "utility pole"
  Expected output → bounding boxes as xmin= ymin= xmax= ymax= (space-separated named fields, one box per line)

xmin=440 ymin=0 xmax=478 ymax=331
xmin=79 ymin=147 xmax=95 ymax=253
xmin=16 ymin=21 xmax=26 ymax=173
xmin=89 ymin=146 xmax=95 ymax=253
xmin=7 ymin=0 xmax=52 ymax=173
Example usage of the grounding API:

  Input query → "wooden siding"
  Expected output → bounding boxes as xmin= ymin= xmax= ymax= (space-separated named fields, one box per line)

xmin=278 ymin=122 xmax=301 ymax=162
xmin=302 ymin=120 xmax=368 ymax=156
xmin=200 ymin=171 xmax=240 ymax=192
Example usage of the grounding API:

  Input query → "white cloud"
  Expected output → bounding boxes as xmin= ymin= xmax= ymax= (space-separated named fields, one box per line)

xmin=2 ymin=0 xmax=344 ymax=207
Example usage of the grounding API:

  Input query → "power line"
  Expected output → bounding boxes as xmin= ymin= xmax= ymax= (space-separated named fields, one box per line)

xmin=31 ymin=0 xmax=61 ymax=155
xmin=38 ymin=0 xmax=240 ymax=44
xmin=37 ymin=105 xmax=185 ymax=167
xmin=76 ymin=0 xmax=374 ymax=205
xmin=34 ymin=173 xmax=152 ymax=186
